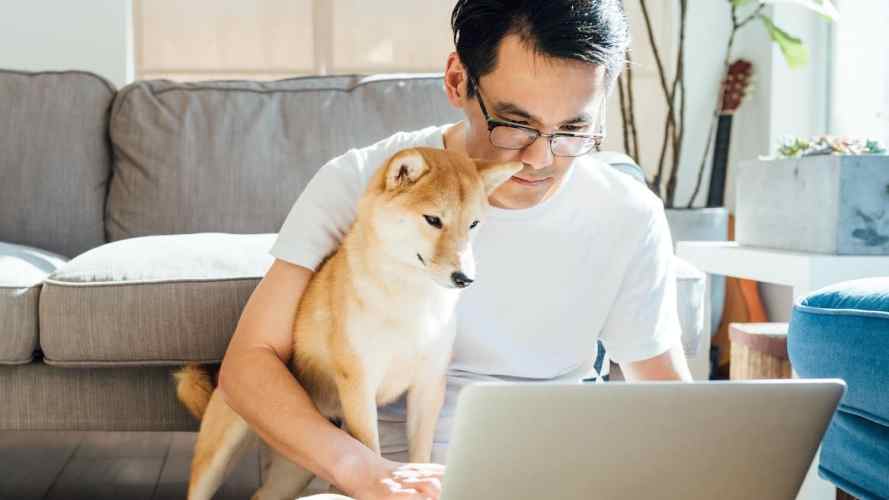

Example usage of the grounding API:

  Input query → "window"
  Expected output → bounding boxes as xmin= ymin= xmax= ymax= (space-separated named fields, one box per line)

xmin=830 ymin=0 xmax=889 ymax=145
xmin=134 ymin=0 xmax=455 ymax=81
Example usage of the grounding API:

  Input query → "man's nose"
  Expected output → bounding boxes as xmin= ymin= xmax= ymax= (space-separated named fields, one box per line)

xmin=520 ymin=135 xmax=554 ymax=170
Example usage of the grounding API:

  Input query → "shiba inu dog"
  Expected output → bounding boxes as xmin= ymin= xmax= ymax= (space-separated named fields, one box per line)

xmin=174 ymin=147 xmax=522 ymax=500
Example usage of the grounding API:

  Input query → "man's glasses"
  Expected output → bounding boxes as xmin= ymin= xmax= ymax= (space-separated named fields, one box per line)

xmin=472 ymin=78 xmax=605 ymax=157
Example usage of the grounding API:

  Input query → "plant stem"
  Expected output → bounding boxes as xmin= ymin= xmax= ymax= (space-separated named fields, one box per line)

xmin=664 ymin=0 xmax=688 ymax=208
xmin=626 ymin=50 xmax=640 ymax=163
xmin=618 ymin=74 xmax=630 ymax=155
xmin=640 ymin=0 xmax=676 ymax=200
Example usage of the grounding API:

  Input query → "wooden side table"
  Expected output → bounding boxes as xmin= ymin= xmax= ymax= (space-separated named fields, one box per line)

xmin=729 ymin=322 xmax=791 ymax=380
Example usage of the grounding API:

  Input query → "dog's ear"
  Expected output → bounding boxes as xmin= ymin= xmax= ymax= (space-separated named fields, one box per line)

xmin=385 ymin=149 xmax=429 ymax=190
xmin=473 ymin=159 xmax=523 ymax=195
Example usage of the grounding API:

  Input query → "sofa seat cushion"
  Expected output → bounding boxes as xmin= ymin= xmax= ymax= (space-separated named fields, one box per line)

xmin=789 ymin=277 xmax=889 ymax=427
xmin=0 ymin=242 xmax=68 ymax=364
xmin=39 ymin=233 xmax=275 ymax=366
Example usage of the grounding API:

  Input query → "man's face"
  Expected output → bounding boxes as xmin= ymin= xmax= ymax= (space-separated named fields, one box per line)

xmin=455 ymin=34 xmax=607 ymax=210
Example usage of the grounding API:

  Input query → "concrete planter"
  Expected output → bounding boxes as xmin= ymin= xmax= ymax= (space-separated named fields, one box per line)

xmin=666 ymin=207 xmax=729 ymax=337
xmin=736 ymin=155 xmax=889 ymax=255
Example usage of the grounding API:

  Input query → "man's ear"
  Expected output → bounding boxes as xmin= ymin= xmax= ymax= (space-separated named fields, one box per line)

xmin=385 ymin=149 xmax=429 ymax=190
xmin=443 ymin=52 xmax=470 ymax=107
xmin=474 ymin=159 xmax=523 ymax=195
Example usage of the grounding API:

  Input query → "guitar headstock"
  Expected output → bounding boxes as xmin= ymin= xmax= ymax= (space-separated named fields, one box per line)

xmin=720 ymin=59 xmax=753 ymax=114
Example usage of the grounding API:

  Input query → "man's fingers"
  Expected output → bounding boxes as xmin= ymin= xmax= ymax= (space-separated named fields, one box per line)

xmin=401 ymin=476 xmax=442 ymax=496
xmin=398 ymin=463 xmax=445 ymax=473
xmin=392 ymin=467 xmax=444 ymax=479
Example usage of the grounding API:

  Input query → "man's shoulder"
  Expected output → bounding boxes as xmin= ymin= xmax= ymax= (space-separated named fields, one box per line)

xmin=570 ymin=153 xmax=664 ymax=222
xmin=323 ymin=124 xmax=450 ymax=182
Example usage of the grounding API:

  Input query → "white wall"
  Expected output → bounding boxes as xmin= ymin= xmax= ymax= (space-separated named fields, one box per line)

xmin=0 ymin=0 xmax=133 ymax=88
xmin=831 ymin=0 xmax=889 ymax=144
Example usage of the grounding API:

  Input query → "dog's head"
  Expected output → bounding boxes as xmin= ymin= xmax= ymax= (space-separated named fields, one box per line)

xmin=364 ymin=147 xmax=521 ymax=289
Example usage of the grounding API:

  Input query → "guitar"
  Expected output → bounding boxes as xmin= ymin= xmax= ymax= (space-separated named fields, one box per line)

xmin=706 ymin=59 xmax=752 ymax=207
xmin=704 ymin=60 xmax=769 ymax=378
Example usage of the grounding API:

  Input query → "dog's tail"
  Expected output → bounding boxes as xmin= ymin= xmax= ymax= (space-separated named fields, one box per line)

xmin=174 ymin=364 xmax=215 ymax=420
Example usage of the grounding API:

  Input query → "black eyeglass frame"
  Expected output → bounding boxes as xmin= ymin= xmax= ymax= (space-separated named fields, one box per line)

xmin=470 ymin=77 xmax=606 ymax=157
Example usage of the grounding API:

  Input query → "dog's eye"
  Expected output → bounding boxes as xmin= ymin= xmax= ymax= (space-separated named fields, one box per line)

xmin=423 ymin=215 xmax=442 ymax=229
xmin=469 ymin=220 xmax=479 ymax=229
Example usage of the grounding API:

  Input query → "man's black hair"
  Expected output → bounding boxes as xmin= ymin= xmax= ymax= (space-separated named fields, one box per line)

xmin=451 ymin=0 xmax=630 ymax=97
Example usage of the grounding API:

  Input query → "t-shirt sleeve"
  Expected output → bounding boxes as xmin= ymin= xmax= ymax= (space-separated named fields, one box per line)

xmin=598 ymin=204 xmax=682 ymax=364
xmin=268 ymin=149 xmax=365 ymax=271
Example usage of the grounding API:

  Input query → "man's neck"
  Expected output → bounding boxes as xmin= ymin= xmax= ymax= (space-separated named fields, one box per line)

xmin=443 ymin=121 xmax=468 ymax=156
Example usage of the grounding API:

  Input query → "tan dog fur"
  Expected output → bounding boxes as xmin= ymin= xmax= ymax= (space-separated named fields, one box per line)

xmin=175 ymin=147 xmax=521 ymax=500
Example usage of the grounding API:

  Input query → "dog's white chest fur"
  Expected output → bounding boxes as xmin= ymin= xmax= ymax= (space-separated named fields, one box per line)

xmin=346 ymin=273 xmax=459 ymax=406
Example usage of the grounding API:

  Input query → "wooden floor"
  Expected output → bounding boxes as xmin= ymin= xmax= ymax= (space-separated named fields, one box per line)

xmin=0 ymin=431 xmax=261 ymax=500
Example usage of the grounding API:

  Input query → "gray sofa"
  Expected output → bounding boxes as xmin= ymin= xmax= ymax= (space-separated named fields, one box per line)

xmin=0 ymin=70 xmax=706 ymax=431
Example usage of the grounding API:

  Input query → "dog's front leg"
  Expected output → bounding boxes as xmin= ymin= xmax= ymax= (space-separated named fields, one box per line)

xmin=337 ymin=375 xmax=381 ymax=455
xmin=406 ymin=369 xmax=447 ymax=464
xmin=407 ymin=318 xmax=454 ymax=464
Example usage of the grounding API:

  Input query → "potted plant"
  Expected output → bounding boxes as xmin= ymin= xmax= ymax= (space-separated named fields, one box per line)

xmin=617 ymin=0 xmax=838 ymax=332
xmin=736 ymin=136 xmax=889 ymax=254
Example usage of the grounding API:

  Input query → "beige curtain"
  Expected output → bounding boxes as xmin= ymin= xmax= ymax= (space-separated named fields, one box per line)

xmin=136 ymin=0 xmax=454 ymax=81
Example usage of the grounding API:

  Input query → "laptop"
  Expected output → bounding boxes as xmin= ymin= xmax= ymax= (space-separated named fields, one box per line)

xmin=440 ymin=379 xmax=845 ymax=500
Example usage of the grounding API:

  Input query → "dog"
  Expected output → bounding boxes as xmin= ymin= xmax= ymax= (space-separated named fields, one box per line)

xmin=174 ymin=147 xmax=522 ymax=500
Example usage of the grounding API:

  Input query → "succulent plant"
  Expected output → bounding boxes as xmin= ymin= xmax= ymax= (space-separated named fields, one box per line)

xmin=775 ymin=135 xmax=887 ymax=159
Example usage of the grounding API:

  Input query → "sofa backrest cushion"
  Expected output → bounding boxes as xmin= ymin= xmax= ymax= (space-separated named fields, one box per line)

xmin=105 ymin=74 xmax=462 ymax=240
xmin=0 ymin=70 xmax=114 ymax=258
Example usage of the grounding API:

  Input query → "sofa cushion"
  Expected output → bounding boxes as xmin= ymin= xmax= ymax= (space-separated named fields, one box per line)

xmin=106 ymin=74 xmax=462 ymax=242
xmin=0 ymin=242 xmax=68 ymax=364
xmin=0 ymin=70 xmax=115 ymax=258
xmin=817 ymin=408 xmax=889 ymax=500
xmin=39 ymin=233 xmax=274 ymax=366
xmin=788 ymin=277 xmax=889 ymax=427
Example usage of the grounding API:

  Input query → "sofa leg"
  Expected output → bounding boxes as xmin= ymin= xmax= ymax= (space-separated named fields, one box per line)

xmin=836 ymin=488 xmax=857 ymax=500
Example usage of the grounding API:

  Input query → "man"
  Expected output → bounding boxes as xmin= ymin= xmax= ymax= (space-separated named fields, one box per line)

xmin=218 ymin=1 xmax=692 ymax=498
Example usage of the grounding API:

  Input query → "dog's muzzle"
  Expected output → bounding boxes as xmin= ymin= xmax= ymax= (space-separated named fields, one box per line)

xmin=451 ymin=271 xmax=474 ymax=288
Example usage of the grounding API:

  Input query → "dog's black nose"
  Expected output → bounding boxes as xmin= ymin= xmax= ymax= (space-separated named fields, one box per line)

xmin=451 ymin=272 xmax=474 ymax=288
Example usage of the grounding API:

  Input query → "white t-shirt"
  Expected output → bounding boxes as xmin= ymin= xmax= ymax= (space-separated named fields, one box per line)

xmin=270 ymin=123 xmax=681 ymax=457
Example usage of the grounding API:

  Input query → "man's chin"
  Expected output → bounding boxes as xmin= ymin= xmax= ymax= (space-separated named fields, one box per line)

xmin=494 ymin=188 xmax=550 ymax=209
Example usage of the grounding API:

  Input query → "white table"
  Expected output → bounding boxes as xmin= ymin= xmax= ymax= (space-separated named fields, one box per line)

xmin=676 ymin=241 xmax=889 ymax=500
xmin=676 ymin=241 xmax=889 ymax=301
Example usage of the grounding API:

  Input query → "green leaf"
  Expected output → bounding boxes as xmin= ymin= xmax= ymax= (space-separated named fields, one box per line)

xmin=761 ymin=0 xmax=839 ymax=22
xmin=731 ymin=0 xmax=757 ymax=6
xmin=759 ymin=14 xmax=810 ymax=68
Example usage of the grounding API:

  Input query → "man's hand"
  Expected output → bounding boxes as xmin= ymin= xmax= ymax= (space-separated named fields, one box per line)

xmin=336 ymin=453 xmax=445 ymax=500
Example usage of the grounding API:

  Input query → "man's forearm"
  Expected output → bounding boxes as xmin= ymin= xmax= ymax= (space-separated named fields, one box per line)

xmin=218 ymin=345 xmax=375 ymax=490
xmin=621 ymin=340 xmax=694 ymax=382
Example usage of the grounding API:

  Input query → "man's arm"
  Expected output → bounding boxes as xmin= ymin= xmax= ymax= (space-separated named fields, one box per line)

xmin=619 ymin=339 xmax=693 ymax=382
xmin=217 ymin=259 xmax=370 ymax=488
xmin=217 ymin=259 xmax=441 ymax=498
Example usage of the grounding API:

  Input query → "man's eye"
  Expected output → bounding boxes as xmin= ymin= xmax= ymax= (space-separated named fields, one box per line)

xmin=423 ymin=215 xmax=442 ymax=228
xmin=561 ymin=125 xmax=588 ymax=133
